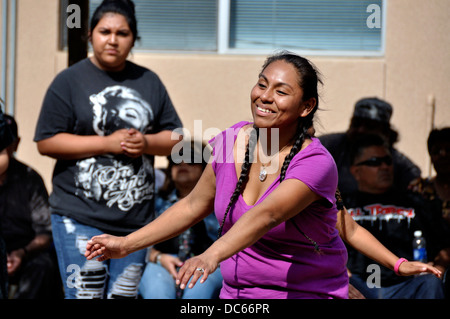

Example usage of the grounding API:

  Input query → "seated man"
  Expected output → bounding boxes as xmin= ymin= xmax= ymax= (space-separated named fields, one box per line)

xmin=0 ymin=114 xmax=62 ymax=299
xmin=409 ymin=127 xmax=450 ymax=298
xmin=343 ymin=133 xmax=445 ymax=299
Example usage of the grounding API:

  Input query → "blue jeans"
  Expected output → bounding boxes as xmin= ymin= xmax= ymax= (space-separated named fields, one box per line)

xmin=51 ymin=214 xmax=147 ymax=299
xmin=139 ymin=255 xmax=223 ymax=299
xmin=350 ymin=274 xmax=445 ymax=299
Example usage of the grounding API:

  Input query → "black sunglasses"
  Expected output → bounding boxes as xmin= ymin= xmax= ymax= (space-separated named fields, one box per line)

xmin=355 ymin=155 xmax=393 ymax=167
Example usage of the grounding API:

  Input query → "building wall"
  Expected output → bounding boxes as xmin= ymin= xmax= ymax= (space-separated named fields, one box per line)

xmin=5 ymin=0 xmax=450 ymax=190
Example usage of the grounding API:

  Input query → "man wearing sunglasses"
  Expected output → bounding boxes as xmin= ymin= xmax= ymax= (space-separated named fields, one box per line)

xmin=319 ymin=97 xmax=421 ymax=196
xmin=342 ymin=133 xmax=445 ymax=299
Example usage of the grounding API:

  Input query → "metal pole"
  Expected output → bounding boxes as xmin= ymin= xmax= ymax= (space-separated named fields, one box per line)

xmin=67 ymin=0 xmax=89 ymax=66
xmin=428 ymin=93 xmax=436 ymax=177
xmin=1 ymin=0 xmax=8 ymax=111
xmin=7 ymin=0 xmax=16 ymax=115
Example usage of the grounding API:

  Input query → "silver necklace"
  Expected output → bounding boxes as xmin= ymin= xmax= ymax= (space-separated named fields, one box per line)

xmin=259 ymin=143 xmax=291 ymax=182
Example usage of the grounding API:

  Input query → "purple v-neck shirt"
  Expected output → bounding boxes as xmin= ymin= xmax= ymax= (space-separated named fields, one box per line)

xmin=210 ymin=121 xmax=348 ymax=299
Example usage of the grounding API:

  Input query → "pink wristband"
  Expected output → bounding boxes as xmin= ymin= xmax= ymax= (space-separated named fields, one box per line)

xmin=394 ymin=258 xmax=408 ymax=275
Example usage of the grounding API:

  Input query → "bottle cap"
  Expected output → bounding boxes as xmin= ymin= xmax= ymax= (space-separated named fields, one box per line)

xmin=414 ymin=230 xmax=422 ymax=237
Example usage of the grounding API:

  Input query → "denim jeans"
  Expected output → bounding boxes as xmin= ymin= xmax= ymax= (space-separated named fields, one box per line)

xmin=139 ymin=255 xmax=223 ymax=299
xmin=350 ymin=273 xmax=445 ymax=299
xmin=51 ymin=214 xmax=147 ymax=299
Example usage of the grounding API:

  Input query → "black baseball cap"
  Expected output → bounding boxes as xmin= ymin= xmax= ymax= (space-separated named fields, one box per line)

xmin=352 ymin=97 xmax=393 ymax=124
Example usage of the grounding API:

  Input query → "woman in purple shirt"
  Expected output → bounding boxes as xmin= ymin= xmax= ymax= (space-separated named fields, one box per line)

xmin=85 ymin=52 xmax=441 ymax=299
xmin=209 ymin=120 xmax=347 ymax=298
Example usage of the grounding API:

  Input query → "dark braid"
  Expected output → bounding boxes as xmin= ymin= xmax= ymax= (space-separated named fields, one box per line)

xmin=284 ymin=121 xmax=344 ymax=254
xmin=217 ymin=126 xmax=259 ymax=238
xmin=280 ymin=123 xmax=311 ymax=182
xmin=335 ymin=188 xmax=345 ymax=211
xmin=278 ymin=120 xmax=324 ymax=253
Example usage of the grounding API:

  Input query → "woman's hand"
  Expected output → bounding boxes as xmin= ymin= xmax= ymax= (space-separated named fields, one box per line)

xmin=176 ymin=252 xmax=219 ymax=290
xmin=104 ymin=128 xmax=148 ymax=157
xmin=121 ymin=128 xmax=148 ymax=158
xmin=105 ymin=129 xmax=130 ymax=154
xmin=7 ymin=249 xmax=26 ymax=275
xmin=398 ymin=260 xmax=442 ymax=278
xmin=159 ymin=254 xmax=183 ymax=279
xmin=84 ymin=234 xmax=129 ymax=261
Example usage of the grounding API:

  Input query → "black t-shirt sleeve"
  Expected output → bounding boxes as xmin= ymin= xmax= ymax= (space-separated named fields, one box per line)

xmin=34 ymin=72 xmax=75 ymax=141
xmin=151 ymin=75 xmax=182 ymax=133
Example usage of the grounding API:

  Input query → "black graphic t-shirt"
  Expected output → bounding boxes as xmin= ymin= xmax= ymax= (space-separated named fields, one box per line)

xmin=34 ymin=59 xmax=182 ymax=235
xmin=343 ymin=189 xmax=429 ymax=286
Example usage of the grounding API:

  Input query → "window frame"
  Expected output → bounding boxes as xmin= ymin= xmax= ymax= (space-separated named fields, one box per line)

xmin=218 ymin=0 xmax=386 ymax=57
xmin=60 ymin=0 xmax=387 ymax=57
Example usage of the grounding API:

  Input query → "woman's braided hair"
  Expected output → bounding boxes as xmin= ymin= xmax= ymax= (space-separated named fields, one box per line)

xmin=217 ymin=51 xmax=322 ymax=239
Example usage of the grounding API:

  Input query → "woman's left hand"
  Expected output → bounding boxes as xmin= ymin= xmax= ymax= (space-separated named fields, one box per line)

xmin=398 ymin=260 xmax=442 ymax=278
xmin=176 ymin=253 xmax=219 ymax=290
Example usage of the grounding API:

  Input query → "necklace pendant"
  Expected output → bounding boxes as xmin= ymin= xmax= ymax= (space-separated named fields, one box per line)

xmin=259 ymin=167 xmax=267 ymax=182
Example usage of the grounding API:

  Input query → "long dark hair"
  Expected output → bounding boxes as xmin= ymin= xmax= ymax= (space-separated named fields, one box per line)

xmin=217 ymin=52 xmax=323 ymax=238
xmin=90 ymin=0 xmax=139 ymax=42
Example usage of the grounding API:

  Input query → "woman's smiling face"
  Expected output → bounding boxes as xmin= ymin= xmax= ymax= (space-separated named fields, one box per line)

xmin=250 ymin=60 xmax=312 ymax=131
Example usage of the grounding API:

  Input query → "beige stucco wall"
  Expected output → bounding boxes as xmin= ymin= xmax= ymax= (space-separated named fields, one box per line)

xmin=383 ymin=0 xmax=450 ymax=175
xmin=5 ymin=0 xmax=450 ymax=191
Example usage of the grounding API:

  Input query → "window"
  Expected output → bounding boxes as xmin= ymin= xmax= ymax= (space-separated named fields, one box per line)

xmin=89 ymin=0 xmax=218 ymax=51
xmin=62 ymin=0 xmax=385 ymax=56
xmin=228 ymin=0 xmax=384 ymax=55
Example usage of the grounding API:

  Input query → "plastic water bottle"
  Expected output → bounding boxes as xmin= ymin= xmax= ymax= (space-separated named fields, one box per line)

xmin=412 ymin=230 xmax=427 ymax=262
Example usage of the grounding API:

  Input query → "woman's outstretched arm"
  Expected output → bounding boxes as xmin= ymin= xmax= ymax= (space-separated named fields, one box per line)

xmin=84 ymin=164 xmax=217 ymax=261
xmin=175 ymin=178 xmax=321 ymax=289
xmin=336 ymin=207 xmax=442 ymax=278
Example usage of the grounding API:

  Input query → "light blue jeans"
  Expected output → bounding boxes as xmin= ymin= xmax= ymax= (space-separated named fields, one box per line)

xmin=51 ymin=214 xmax=147 ymax=299
xmin=139 ymin=255 xmax=223 ymax=299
